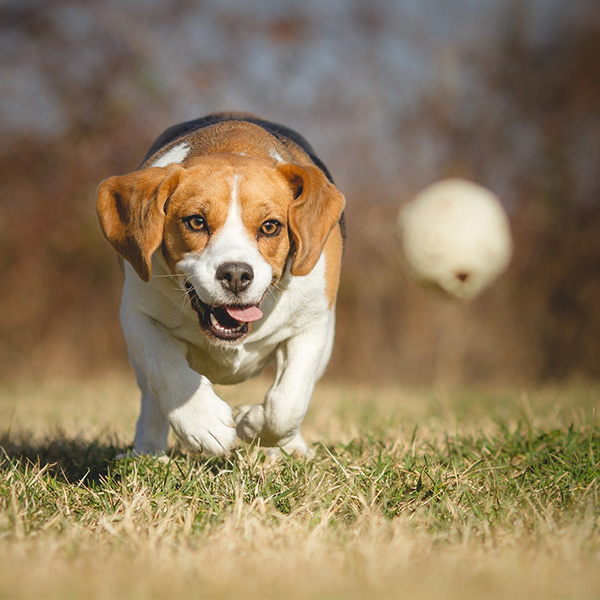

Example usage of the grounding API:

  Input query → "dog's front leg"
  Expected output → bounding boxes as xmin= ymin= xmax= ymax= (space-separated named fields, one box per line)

xmin=235 ymin=314 xmax=334 ymax=453
xmin=123 ymin=312 xmax=237 ymax=456
xmin=130 ymin=357 xmax=171 ymax=455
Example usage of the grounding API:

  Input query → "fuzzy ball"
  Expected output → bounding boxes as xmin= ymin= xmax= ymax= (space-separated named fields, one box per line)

xmin=399 ymin=178 xmax=512 ymax=300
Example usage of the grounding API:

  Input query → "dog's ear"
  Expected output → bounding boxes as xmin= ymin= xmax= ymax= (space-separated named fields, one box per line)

xmin=278 ymin=164 xmax=345 ymax=277
xmin=96 ymin=165 xmax=183 ymax=281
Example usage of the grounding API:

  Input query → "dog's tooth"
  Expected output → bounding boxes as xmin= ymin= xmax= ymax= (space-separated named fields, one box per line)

xmin=208 ymin=309 xmax=245 ymax=336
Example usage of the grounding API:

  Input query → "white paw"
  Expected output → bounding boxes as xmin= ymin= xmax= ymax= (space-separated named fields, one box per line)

xmin=168 ymin=393 xmax=236 ymax=456
xmin=267 ymin=432 xmax=312 ymax=459
xmin=234 ymin=403 xmax=266 ymax=442
xmin=281 ymin=431 xmax=310 ymax=456
xmin=235 ymin=404 xmax=309 ymax=452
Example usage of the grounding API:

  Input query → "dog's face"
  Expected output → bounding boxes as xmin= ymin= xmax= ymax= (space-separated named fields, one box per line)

xmin=162 ymin=157 xmax=293 ymax=342
xmin=97 ymin=155 xmax=345 ymax=344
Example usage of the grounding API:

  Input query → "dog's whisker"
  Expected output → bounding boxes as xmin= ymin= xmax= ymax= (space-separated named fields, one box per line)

xmin=177 ymin=286 xmax=193 ymax=310
xmin=181 ymin=275 xmax=195 ymax=288
xmin=266 ymin=281 xmax=286 ymax=301
xmin=170 ymin=285 xmax=186 ymax=295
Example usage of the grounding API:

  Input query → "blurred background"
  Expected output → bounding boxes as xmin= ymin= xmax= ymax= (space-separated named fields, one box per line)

xmin=1 ymin=0 xmax=599 ymax=386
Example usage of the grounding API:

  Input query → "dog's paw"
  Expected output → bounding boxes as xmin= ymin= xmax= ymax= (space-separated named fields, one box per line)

xmin=168 ymin=394 xmax=236 ymax=456
xmin=235 ymin=404 xmax=309 ymax=453
xmin=281 ymin=431 xmax=310 ymax=456
xmin=267 ymin=432 xmax=312 ymax=460
xmin=234 ymin=403 xmax=266 ymax=442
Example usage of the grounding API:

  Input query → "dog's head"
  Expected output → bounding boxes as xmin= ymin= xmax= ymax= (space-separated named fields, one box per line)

xmin=96 ymin=155 xmax=345 ymax=343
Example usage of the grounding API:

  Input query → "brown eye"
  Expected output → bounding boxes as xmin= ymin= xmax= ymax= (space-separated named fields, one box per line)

xmin=260 ymin=220 xmax=282 ymax=237
xmin=183 ymin=215 xmax=208 ymax=232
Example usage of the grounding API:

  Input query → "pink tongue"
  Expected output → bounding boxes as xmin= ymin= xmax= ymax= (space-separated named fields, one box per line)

xmin=225 ymin=305 xmax=263 ymax=323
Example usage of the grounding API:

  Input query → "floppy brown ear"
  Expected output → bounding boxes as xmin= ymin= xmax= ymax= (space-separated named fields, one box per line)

xmin=96 ymin=165 xmax=182 ymax=281
xmin=278 ymin=164 xmax=346 ymax=277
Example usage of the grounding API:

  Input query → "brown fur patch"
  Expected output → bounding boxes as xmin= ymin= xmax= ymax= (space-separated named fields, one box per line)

xmin=237 ymin=163 xmax=294 ymax=282
xmin=323 ymin=224 xmax=344 ymax=308
xmin=278 ymin=164 xmax=346 ymax=277
xmin=161 ymin=159 xmax=232 ymax=271
xmin=96 ymin=165 xmax=183 ymax=281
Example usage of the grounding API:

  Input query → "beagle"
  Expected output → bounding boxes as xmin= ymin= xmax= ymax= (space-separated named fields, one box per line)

xmin=96 ymin=112 xmax=346 ymax=456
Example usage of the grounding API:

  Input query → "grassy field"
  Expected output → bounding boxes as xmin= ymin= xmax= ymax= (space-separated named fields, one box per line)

xmin=0 ymin=374 xmax=599 ymax=599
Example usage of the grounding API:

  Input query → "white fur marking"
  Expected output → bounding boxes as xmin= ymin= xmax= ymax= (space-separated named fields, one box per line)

xmin=269 ymin=148 xmax=284 ymax=163
xmin=151 ymin=142 xmax=190 ymax=168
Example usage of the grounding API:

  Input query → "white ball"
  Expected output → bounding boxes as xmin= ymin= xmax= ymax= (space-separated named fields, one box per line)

xmin=399 ymin=178 xmax=513 ymax=300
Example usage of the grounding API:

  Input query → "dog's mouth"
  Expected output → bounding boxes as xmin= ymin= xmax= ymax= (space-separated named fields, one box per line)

xmin=185 ymin=282 xmax=263 ymax=342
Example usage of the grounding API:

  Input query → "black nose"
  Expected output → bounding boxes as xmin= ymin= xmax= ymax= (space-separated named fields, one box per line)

xmin=216 ymin=262 xmax=254 ymax=294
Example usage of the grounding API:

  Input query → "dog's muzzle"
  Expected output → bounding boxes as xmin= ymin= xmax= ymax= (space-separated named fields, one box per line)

xmin=184 ymin=281 xmax=263 ymax=342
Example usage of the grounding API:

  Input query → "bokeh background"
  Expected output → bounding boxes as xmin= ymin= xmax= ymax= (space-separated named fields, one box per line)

xmin=1 ymin=0 xmax=599 ymax=386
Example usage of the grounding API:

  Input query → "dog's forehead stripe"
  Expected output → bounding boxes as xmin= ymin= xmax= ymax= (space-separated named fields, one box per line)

xmin=214 ymin=172 xmax=271 ymax=241
xmin=209 ymin=174 xmax=253 ymax=247
xmin=151 ymin=142 xmax=190 ymax=168
xmin=226 ymin=174 xmax=242 ymax=230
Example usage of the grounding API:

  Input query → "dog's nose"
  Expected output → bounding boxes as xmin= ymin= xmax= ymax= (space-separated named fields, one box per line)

xmin=216 ymin=262 xmax=254 ymax=294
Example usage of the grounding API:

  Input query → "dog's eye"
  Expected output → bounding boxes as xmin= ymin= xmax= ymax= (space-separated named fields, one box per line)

xmin=260 ymin=220 xmax=282 ymax=237
xmin=183 ymin=215 xmax=208 ymax=232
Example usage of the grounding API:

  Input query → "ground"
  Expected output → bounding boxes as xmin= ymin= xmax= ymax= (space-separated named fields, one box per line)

xmin=0 ymin=375 xmax=599 ymax=599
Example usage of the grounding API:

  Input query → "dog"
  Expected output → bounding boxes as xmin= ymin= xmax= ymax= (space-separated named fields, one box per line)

xmin=96 ymin=112 xmax=346 ymax=456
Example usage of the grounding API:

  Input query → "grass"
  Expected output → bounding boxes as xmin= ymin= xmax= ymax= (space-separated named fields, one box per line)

xmin=0 ymin=375 xmax=599 ymax=599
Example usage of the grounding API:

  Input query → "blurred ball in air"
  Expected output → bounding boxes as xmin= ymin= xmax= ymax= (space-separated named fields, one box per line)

xmin=399 ymin=178 xmax=513 ymax=300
